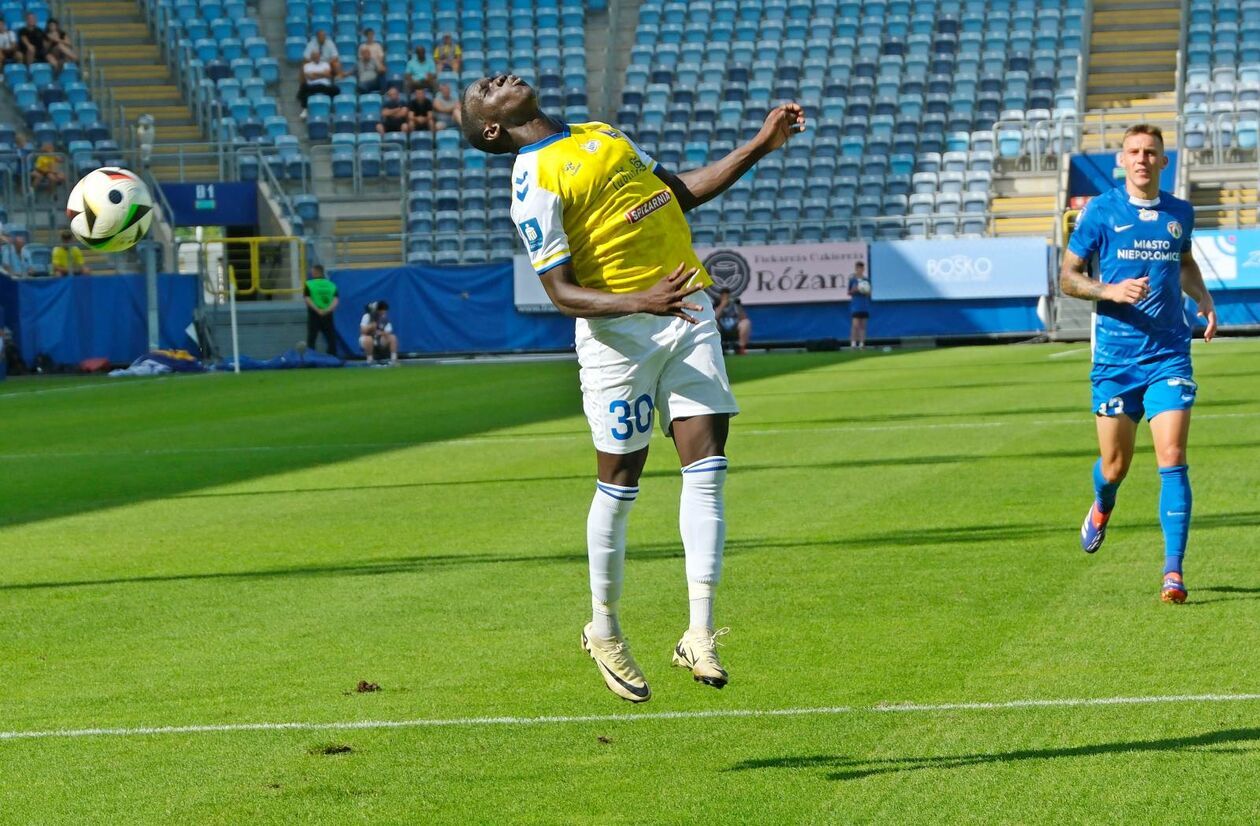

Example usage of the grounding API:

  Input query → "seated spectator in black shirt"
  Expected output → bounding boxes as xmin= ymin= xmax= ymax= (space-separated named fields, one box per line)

xmin=377 ymin=87 xmax=412 ymax=134
xmin=408 ymin=87 xmax=437 ymax=132
xmin=19 ymin=13 xmax=46 ymax=67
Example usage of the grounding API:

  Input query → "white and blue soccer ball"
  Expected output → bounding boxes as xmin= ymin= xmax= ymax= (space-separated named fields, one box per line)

xmin=66 ymin=167 xmax=154 ymax=253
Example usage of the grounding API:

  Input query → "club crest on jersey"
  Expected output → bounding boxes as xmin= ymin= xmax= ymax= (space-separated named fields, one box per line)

xmin=1138 ymin=209 xmax=1159 ymax=221
xmin=582 ymin=139 xmax=601 ymax=154
xmin=1167 ymin=220 xmax=1182 ymax=239
xmin=624 ymin=189 xmax=673 ymax=224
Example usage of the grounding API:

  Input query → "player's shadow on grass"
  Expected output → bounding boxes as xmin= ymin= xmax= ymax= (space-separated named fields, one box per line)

xmin=758 ymin=397 xmax=1254 ymax=429
xmin=727 ymin=727 xmax=1260 ymax=781
xmin=0 ymin=536 xmax=790 ymax=591
xmin=1188 ymin=584 xmax=1260 ymax=605
xmin=167 ymin=448 xmax=1111 ymax=502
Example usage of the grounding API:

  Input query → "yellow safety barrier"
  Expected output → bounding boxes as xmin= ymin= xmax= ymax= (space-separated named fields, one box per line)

xmin=214 ymin=236 xmax=307 ymax=298
xmin=1061 ymin=209 xmax=1081 ymax=248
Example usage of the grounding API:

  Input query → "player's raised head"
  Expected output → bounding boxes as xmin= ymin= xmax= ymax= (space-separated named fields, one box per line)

xmin=461 ymin=74 xmax=539 ymax=154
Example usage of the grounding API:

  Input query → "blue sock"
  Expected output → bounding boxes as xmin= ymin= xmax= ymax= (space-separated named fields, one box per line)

xmin=1093 ymin=458 xmax=1121 ymax=513
xmin=1158 ymin=465 xmax=1191 ymax=576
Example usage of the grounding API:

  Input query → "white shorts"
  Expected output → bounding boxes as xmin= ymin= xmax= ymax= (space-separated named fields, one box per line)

xmin=576 ymin=290 xmax=739 ymax=454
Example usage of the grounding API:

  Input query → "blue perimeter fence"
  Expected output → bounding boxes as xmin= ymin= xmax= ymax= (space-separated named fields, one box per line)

xmin=1 ymin=235 xmax=1257 ymax=369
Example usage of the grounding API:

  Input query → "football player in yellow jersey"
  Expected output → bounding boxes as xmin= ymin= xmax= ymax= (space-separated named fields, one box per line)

xmin=462 ymin=73 xmax=804 ymax=703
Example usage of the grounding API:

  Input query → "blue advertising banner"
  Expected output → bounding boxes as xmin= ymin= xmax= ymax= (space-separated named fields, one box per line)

xmin=331 ymin=263 xmax=576 ymax=354
xmin=1 ymin=273 xmax=198 ymax=367
xmin=1069 ymin=151 xmax=1178 ymax=198
xmin=869 ymin=238 xmax=1051 ymax=300
xmin=1192 ymin=228 xmax=1260 ymax=290
xmin=159 ymin=182 xmax=259 ymax=227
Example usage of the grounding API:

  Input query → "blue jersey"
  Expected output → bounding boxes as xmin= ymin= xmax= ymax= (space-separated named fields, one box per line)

xmin=848 ymin=276 xmax=871 ymax=313
xmin=1067 ymin=187 xmax=1194 ymax=366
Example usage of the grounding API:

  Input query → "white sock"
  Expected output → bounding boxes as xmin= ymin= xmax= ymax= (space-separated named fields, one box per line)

xmin=688 ymin=581 xmax=715 ymax=632
xmin=680 ymin=456 xmax=727 ymax=632
xmin=588 ymin=481 xmax=638 ymax=638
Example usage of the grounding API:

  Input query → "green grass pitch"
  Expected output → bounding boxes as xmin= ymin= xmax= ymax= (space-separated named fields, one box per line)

xmin=2 ymin=340 xmax=1259 ymax=822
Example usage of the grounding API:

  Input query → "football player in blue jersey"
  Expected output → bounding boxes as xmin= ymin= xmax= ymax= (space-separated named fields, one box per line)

xmin=1059 ymin=124 xmax=1217 ymax=603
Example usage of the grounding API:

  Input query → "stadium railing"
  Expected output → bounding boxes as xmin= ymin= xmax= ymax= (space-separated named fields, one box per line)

xmin=0 ymin=150 xmax=72 ymax=205
xmin=181 ymin=235 xmax=306 ymax=298
xmin=304 ymin=232 xmax=410 ymax=269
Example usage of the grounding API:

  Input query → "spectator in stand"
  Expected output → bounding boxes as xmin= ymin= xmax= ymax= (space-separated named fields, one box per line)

xmin=13 ymin=131 xmax=31 ymax=163
xmin=19 ymin=12 xmax=47 ymax=68
xmin=303 ymin=264 xmax=339 ymax=355
xmin=407 ymin=86 xmax=435 ymax=132
xmin=434 ymin=33 xmax=462 ymax=73
xmin=359 ymin=300 xmax=398 ymax=365
xmin=0 ymin=21 xmax=20 ymax=71
xmin=377 ymin=87 xmax=412 ymax=134
xmin=355 ymin=43 xmax=383 ymax=93
xmin=433 ymin=82 xmax=461 ymax=129
xmin=304 ymin=29 xmax=338 ymax=63
xmin=0 ymin=235 xmax=29 ymax=276
xmin=713 ymin=288 xmax=751 ymax=355
xmin=848 ymin=260 xmax=872 ymax=349
xmin=404 ymin=45 xmax=436 ymax=93
xmin=30 ymin=142 xmax=64 ymax=193
xmin=44 ymin=19 xmax=77 ymax=67
xmin=51 ymin=229 xmax=88 ymax=276
xmin=356 ymin=27 xmax=385 ymax=93
xmin=297 ymin=53 xmax=338 ymax=114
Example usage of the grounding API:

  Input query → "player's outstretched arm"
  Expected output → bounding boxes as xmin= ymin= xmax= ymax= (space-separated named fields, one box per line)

xmin=655 ymin=103 xmax=806 ymax=212
xmin=1179 ymin=248 xmax=1217 ymax=342
xmin=540 ymin=261 xmax=705 ymax=322
xmin=1060 ymin=249 xmax=1148 ymax=304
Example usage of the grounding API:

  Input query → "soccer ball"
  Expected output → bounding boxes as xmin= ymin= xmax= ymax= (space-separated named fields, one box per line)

xmin=66 ymin=167 xmax=154 ymax=252
xmin=855 ymin=278 xmax=872 ymax=296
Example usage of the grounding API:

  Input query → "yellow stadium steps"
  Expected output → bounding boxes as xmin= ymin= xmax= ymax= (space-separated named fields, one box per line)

xmin=335 ymin=218 xmax=404 ymax=236
xmin=64 ymin=0 xmax=210 ymax=171
xmin=1191 ymin=185 xmax=1259 ymax=229
xmin=1093 ymin=7 xmax=1181 ymax=26
xmin=1090 ymin=29 xmax=1179 ymax=48
xmin=332 ymin=218 xmax=405 ymax=268
xmin=990 ymin=195 xmax=1057 ymax=238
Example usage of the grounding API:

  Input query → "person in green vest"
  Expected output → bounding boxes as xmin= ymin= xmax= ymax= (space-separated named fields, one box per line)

xmin=303 ymin=264 xmax=340 ymax=354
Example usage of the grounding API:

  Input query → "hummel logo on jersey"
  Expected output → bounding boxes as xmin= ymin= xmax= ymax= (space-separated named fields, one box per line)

xmin=1114 ymin=223 xmax=1134 ymax=232
xmin=514 ymin=171 xmax=529 ymax=201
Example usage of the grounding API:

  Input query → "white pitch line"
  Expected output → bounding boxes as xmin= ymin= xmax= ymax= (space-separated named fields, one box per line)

xmin=1048 ymin=347 xmax=1090 ymax=359
xmin=2 ymin=692 xmax=1258 ymax=743
xmin=2 ymin=411 xmax=1259 ymax=462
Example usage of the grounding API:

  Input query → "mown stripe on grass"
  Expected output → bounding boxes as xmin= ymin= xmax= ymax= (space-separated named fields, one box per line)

xmin=1 ymin=410 xmax=1258 ymax=461
xmin=3 ymin=693 xmax=1259 ymax=742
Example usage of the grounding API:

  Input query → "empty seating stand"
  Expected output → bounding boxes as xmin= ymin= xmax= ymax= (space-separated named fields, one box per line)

xmin=620 ymin=0 xmax=1083 ymax=242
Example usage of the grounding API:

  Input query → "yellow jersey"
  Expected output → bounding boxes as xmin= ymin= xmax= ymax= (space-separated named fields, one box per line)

xmin=51 ymin=245 xmax=85 ymax=273
xmin=509 ymin=121 xmax=711 ymax=294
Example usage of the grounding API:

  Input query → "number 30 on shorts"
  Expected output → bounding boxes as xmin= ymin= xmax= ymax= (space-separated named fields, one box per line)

xmin=609 ymin=393 xmax=654 ymax=441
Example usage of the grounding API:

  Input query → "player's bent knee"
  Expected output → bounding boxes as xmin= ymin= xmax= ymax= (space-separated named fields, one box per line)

xmin=1099 ymin=454 xmax=1131 ymax=482
xmin=1156 ymin=446 xmax=1188 ymax=468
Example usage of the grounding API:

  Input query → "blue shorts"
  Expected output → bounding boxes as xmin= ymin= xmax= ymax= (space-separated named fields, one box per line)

xmin=1091 ymin=355 xmax=1196 ymax=422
